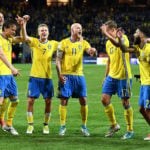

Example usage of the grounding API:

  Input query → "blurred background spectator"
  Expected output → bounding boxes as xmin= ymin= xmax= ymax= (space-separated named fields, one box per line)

xmin=0 ymin=0 xmax=150 ymax=62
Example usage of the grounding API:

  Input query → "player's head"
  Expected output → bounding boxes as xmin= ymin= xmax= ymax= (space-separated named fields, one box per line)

xmin=134 ymin=26 xmax=150 ymax=45
xmin=2 ymin=19 xmax=17 ymax=37
xmin=0 ymin=12 xmax=4 ymax=26
xmin=104 ymin=20 xmax=117 ymax=37
xmin=38 ymin=24 xmax=49 ymax=41
xmin=71 ymin=23 xmax=82 ymax=40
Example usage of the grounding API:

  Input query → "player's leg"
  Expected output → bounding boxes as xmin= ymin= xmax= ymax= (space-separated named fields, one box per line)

xmin=0 ymin=98 xmax=8 ymax=128
xmin=41 ymin=79 xmax=54 ymax=134
xmin=57 ymin=75 xmax=71 ymax=136
xmin=26 ymin=97 xmax=35 ymax=134
xmin=102 ymin=76 xmax=120 ymax=137
xmin=3 ymin=96 xmax=19 ymax=135
xmin=143 ymin=109 xmax=150 ymax=141
xmin=59 ymin=98 xmax=68 ymax=136
xmin=79 ymin=97 xmax=90 ymax=136
xmin=26 ymin=77 xmax=40 ymax=134
xmin=0 ymin=97 xmax=4 ymax=127
xmin=139 ymin=85 xmax=150 ymax=140
xmin=0 ymin=77 xmax=6 ymax=128
xmin=119 ymin=79 xmax=134 ymax=140
xmin=3 ymin=76 xmax=19 ymax=135
xmin=121 ymin=98 xmax=134 ymax=140
xmin=43 ymin=98 xmax=52 ymax=134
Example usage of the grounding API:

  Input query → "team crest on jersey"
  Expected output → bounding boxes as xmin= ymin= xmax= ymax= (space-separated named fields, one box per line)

xmin=78 ymin=45 xmax=82 ymax=51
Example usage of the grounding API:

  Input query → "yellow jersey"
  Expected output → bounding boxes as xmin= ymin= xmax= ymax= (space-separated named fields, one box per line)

xmin=0 ymin=34 xmax=12 ymax=75
xmin=29 ymin=37 xmax=58 ymax=79
xmin=136 ymin=43 xmax=150 ymax=85
xmin=58 ymin=37 xmax=91 ymax=76
xmin=106 ymin=34 xmax=132 ymax=79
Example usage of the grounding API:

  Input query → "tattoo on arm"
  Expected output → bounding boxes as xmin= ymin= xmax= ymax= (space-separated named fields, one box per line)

xmin=119 ymin=38 xmax=128 ymax=52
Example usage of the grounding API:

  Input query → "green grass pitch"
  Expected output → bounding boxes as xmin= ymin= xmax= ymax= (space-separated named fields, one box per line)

xmin=0 ymin=64 xmax=150 ymax=150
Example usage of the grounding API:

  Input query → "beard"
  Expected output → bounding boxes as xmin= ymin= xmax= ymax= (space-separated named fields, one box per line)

xmin=134 ymin=37 xmax=141 ymax=45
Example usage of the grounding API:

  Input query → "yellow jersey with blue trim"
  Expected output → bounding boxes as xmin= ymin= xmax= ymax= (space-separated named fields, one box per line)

xmin=0 ymin=34 xmax=12 ymax=75
xmin=136 ymin=43 xmax=150 ymax=85
xmin=29 ymin=37 xmax=58 ymax=79
xmin=106 ymin=34 xmax=132 ymax=79
xmin=58 ymin=37 xmax=91 ymax=76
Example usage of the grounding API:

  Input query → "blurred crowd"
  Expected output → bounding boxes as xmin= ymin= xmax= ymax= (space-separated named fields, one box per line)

xmin=0 ymin=3 xmax=150 ymax=61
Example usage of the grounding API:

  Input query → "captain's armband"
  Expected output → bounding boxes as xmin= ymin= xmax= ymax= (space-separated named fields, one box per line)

xmin=57 ymin=49 xmax=64 ymax=59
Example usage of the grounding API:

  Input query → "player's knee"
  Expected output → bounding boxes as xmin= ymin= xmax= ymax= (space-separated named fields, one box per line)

xmin=122 ymin=99 xmax=130 ymax=108
xmin=28 ymin=98 xmax=35 ymax=105
xmin=60 ymin=98 xmax=68 ymax=106
xmin=79 ymin=97 xmax=87 ymax=105
xmin=101 ymin=95 xmax=109 ymax=105
xmin=45 ymin=99 xmax=52 ymax=105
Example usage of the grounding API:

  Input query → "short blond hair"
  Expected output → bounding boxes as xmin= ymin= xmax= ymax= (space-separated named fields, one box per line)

xmin=37 ymin=24 xmax=49 ymax=32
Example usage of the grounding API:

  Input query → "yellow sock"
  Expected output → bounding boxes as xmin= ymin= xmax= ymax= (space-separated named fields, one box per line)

xmin=59 ymin=105 xmax=67 ymax=126
xmin=80 ymin=105 xmax=88 ymax=125
xmin=44 ymin=113 xmax=51 ymax=125
xmin=6 ymin=100 xmax=19 ymax=126
xmin=124 ymin=106 xmax=133 ymax=132
xmin=105 ymin=103 xmax=117 ymax=126
xmin=0 ymin=98 xmax=8 ymax=121
xmin=27 ymin=112 xmax=33 ymax=124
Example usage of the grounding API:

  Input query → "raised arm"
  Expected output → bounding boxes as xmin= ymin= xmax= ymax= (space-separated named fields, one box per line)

xmin=100 ymin=24 xmax=120 ymax=47
xmin=16 ymin=15 xmax=31 ymax=43
xmin=116 ymin=28 xmax=137 ymax=53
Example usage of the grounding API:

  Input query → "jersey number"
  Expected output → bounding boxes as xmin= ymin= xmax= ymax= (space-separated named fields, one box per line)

xmin=43 ymin=48 xmax=46 ymax=55
xmin=110 ymin=47 xmax=113 ymax=54
xmin=72 ymin=48 xmax=76 ymax=55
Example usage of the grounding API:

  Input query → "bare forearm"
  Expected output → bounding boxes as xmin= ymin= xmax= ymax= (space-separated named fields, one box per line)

xmin=56 ymin=58 xmax=61 ymax=77
xmin=0 ymin=52 xmax=14 ymax=70
xmin=104 ymin=32 xmax=120 ymax=47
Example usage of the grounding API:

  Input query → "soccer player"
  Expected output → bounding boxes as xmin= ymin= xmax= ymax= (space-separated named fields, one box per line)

xmin=0 ymin=18 xmax=23 ymax=135
xmin=56 ymin=23 xmax=96 ymax=136
xmin=21 ymin=15 xmax=59 ymax=134
xmin=117 ymin=26 xmax=150 ymax=141
xmin=0 ymin=12 xmax=14 ymax=129
xmin=100 ymin=20 xmax=134 ymax=139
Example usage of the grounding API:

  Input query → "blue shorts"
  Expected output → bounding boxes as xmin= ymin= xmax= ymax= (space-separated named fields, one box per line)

xmin=27 ymin=77 xmax=54 ymax=99
xmin=0 ymin=75 xmax=18 ymax=99
xmin=102 ymin=76 xmax=132 ymax=99
xmin=57 ymin=75 xmax=87 ymax=99
xmin=139 ymin=85 xmax=150 ymax=109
